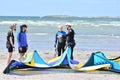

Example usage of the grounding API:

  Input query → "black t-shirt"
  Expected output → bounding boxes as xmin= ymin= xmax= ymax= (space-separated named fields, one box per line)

xmin=7 ymin=31 xmax=14 ymax=45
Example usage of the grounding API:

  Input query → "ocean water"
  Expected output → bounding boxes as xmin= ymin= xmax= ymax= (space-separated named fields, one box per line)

xmin=0 ymin=16 xmax=120 ymax=52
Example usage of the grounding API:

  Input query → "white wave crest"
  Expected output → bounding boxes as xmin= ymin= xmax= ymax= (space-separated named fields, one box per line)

xmin=0 ymin=20 xmax=120 ymax=27
xmin=0 ymin=20 xmax=63 ymax=26
xmin=72 ymin=20 xmax=120 ymax=27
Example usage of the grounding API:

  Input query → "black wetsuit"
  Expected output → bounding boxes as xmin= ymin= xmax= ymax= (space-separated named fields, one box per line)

xmin=54 ymin=31 xmax=66 ymax=56
xmin=66 ymin=28 xmax=75 ymax=59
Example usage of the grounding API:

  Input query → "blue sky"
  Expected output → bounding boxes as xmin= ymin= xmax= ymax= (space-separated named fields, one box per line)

xmin=0 ymin=0 xmax=119 ymax=16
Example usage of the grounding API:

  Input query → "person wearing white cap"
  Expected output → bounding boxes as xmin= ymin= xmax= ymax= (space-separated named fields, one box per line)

xmin=65 ymin=23 xmax=75 ymax=59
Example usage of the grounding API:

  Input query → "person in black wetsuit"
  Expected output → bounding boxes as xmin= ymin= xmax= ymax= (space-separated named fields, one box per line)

xmin=65 ymin=23 xmax=75 ymax=59
xmin=54 ymin=25 xmax=66 ymax=56
xmin=6 ymin=24 xmax=16 ymax=65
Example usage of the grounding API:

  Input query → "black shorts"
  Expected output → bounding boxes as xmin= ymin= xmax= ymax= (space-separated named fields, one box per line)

xmin=7 ymin=46 xmax=13 ymax=53
xmin=19 ymin=47 xmax=27 ymax=53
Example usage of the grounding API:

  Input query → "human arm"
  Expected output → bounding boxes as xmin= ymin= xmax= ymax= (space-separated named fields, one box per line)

xmin=17 ymin=33 xmax=23 ymax=51
xmin=54 ymin=33 xmax=58 ymax=50
xmin=66 ymin=29 xmax=72 ymax=36
xmin=9 ymin=37 xmax=14 ymax=48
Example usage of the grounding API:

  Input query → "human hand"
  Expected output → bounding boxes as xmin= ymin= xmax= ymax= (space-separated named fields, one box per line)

xmin=54 ymin=47 xmax=57 ymax=51
xmin=19 ymin=47 xmax=22 ymax=51
xmin=26 ymin=47 xmax=28 ymax=50
xmin=12 ymin=45 xmax=15 ymax=48
xmin=13 ymin=47 xmax=15 ymax=51
xmin=64 ymin=46 xmax=66 ymax=49
xmin=57 ymin=35 xmax=62 ymax=38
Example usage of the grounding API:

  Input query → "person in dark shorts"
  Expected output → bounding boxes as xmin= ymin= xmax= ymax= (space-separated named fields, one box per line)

xmin=54 ymin=25 xmax=66 ymax=56
xmin=18 ymin=24 xmax=28 ymax=61
xmin=6 ymin=24 xmax=16 ymax=65
xmin=65 ymin=23 xmax=76 ymax=59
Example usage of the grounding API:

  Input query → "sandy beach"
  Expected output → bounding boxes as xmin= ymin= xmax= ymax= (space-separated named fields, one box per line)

xmin=0 ymin=50 xmax=120 ymax=80
xmin=0 ymin=0 xmax=120 ymax=79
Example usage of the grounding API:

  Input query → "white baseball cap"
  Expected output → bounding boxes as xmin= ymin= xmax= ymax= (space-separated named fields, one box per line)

xmin=65 ymin=23 xmax=71 ymax=26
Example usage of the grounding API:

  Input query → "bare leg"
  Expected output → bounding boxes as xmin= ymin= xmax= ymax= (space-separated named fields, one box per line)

xmin=7 ymin=53 xmax=12 ymax=65
xmin=19 ymin=53 xmax=25 ymax=62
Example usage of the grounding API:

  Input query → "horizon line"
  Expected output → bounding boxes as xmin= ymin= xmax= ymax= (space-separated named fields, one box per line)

xmin=0 ymin=15 xmax=120 ymax=18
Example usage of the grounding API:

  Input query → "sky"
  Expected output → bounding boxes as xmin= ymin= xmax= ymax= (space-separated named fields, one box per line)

xmin=0 ymin=0 xmax=119 ymax=17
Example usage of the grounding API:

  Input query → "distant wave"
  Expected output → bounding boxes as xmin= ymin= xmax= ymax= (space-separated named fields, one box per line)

xmin=0 ymin=20 xmax=66 ymax=26
xmin=0 ymin=20 xmax=120 ymax=27
xmin=73 ymin=21 xmax=120 ymax=27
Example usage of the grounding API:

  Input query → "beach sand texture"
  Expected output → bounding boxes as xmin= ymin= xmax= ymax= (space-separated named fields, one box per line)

xmin=0 ymin=51 xmax=120 ymax=80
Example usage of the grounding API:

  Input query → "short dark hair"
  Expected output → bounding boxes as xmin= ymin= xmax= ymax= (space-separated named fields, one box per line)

xmin=21 ymin=24 xmax=27 ymax=28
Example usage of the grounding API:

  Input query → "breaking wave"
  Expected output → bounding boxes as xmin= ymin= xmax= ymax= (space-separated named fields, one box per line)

xmin=0 ymin=19 xmax=120 ymax=27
